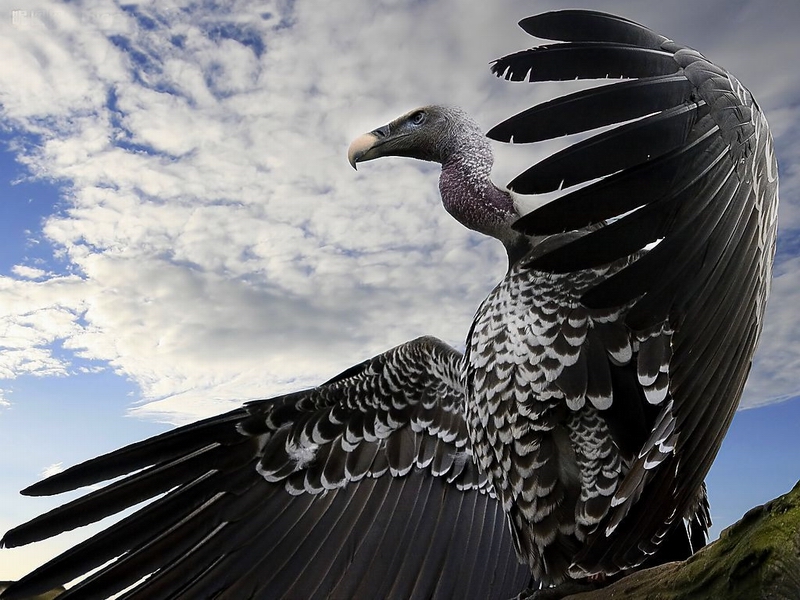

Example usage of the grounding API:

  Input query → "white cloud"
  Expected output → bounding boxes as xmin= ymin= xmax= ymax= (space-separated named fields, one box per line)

xmin=743 ymin=256 xmax=800 ymax=407
xmin=0 ymin=275 xmax=88 ymax=379
xmin=39 ymin=462 xmax=64 ymax=479
xmin=10 ymin=266 xmax=48 ymax=280
xmin=0 ymin=0 xmax=797 ymax=423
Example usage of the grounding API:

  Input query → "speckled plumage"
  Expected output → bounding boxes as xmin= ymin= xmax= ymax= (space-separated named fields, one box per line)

xmin=463 ymin=253 xmax=640 ymax=583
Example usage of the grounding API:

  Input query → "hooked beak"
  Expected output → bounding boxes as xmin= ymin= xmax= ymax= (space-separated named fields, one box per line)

xmin=347 ymin=133 xmax=380 ymax=170
xmin=347 ymin=124 xmax=397 ymax=170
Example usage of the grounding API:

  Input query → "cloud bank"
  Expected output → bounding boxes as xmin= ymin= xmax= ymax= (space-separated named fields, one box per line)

xmin=0 ymin=0 xmax=798 ymax=422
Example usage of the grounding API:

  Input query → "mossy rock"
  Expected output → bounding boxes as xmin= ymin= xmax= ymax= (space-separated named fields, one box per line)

xmin=566 ymin=480 xmax=800 ymax=600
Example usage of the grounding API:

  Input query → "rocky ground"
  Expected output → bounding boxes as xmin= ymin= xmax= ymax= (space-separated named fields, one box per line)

xmin=564 ymin=480 xmax=800 ymax=600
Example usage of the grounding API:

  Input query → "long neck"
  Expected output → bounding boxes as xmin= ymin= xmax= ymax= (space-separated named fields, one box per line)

xmin=439 ymin=146 xmax=527 ymax=259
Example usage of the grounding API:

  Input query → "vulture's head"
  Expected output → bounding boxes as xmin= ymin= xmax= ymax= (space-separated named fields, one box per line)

xmin=347 ymin=104 xmax=521 ymax=254
xmin=348 ymin=105 xmax=488 ymax=169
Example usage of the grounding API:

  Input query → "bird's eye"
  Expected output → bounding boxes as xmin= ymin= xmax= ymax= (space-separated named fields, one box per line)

xmin=410 ymin=110 xmax=425 ymax=125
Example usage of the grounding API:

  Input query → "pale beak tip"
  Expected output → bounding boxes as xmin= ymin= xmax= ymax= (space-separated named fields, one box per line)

xmin=347 ymin=133 xmax=379 ymax=172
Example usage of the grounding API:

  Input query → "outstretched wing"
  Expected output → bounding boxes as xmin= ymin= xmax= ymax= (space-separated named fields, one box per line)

xmin=489 ymin=10 xmax=778 ymax=574
xmin=1 ymin=336 xmax=530 ymax=600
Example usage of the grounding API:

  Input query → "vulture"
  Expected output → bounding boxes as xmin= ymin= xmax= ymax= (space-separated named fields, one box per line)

xmin=1 ymin=10 xmax=778 ymax=600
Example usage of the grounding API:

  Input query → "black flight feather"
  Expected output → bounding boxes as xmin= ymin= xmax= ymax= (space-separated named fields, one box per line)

xmin=491 ymin=43 xmax=679 ymax=84
xmin=507 ymin=102 xmax=700 ymax=194
xmin=21 ymin=411 xmax=247 ymax=497
xmin=512 ymin=117 xmax=720 ymax=236
xmin=519 ymin=10 xmax=667 ymax=48
xmin=488 ymin=75 xmax=693 ymax=144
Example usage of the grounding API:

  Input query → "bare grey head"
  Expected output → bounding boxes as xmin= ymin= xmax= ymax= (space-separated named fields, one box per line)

xmin=349 ymin=105 xmax=524 ymax=254
xmin=348 ymin=105 xmax=488 ymax=168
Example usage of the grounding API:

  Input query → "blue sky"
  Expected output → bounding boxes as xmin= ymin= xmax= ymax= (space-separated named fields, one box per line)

xmin=0 ymin=0 xmax=799 ymax=582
